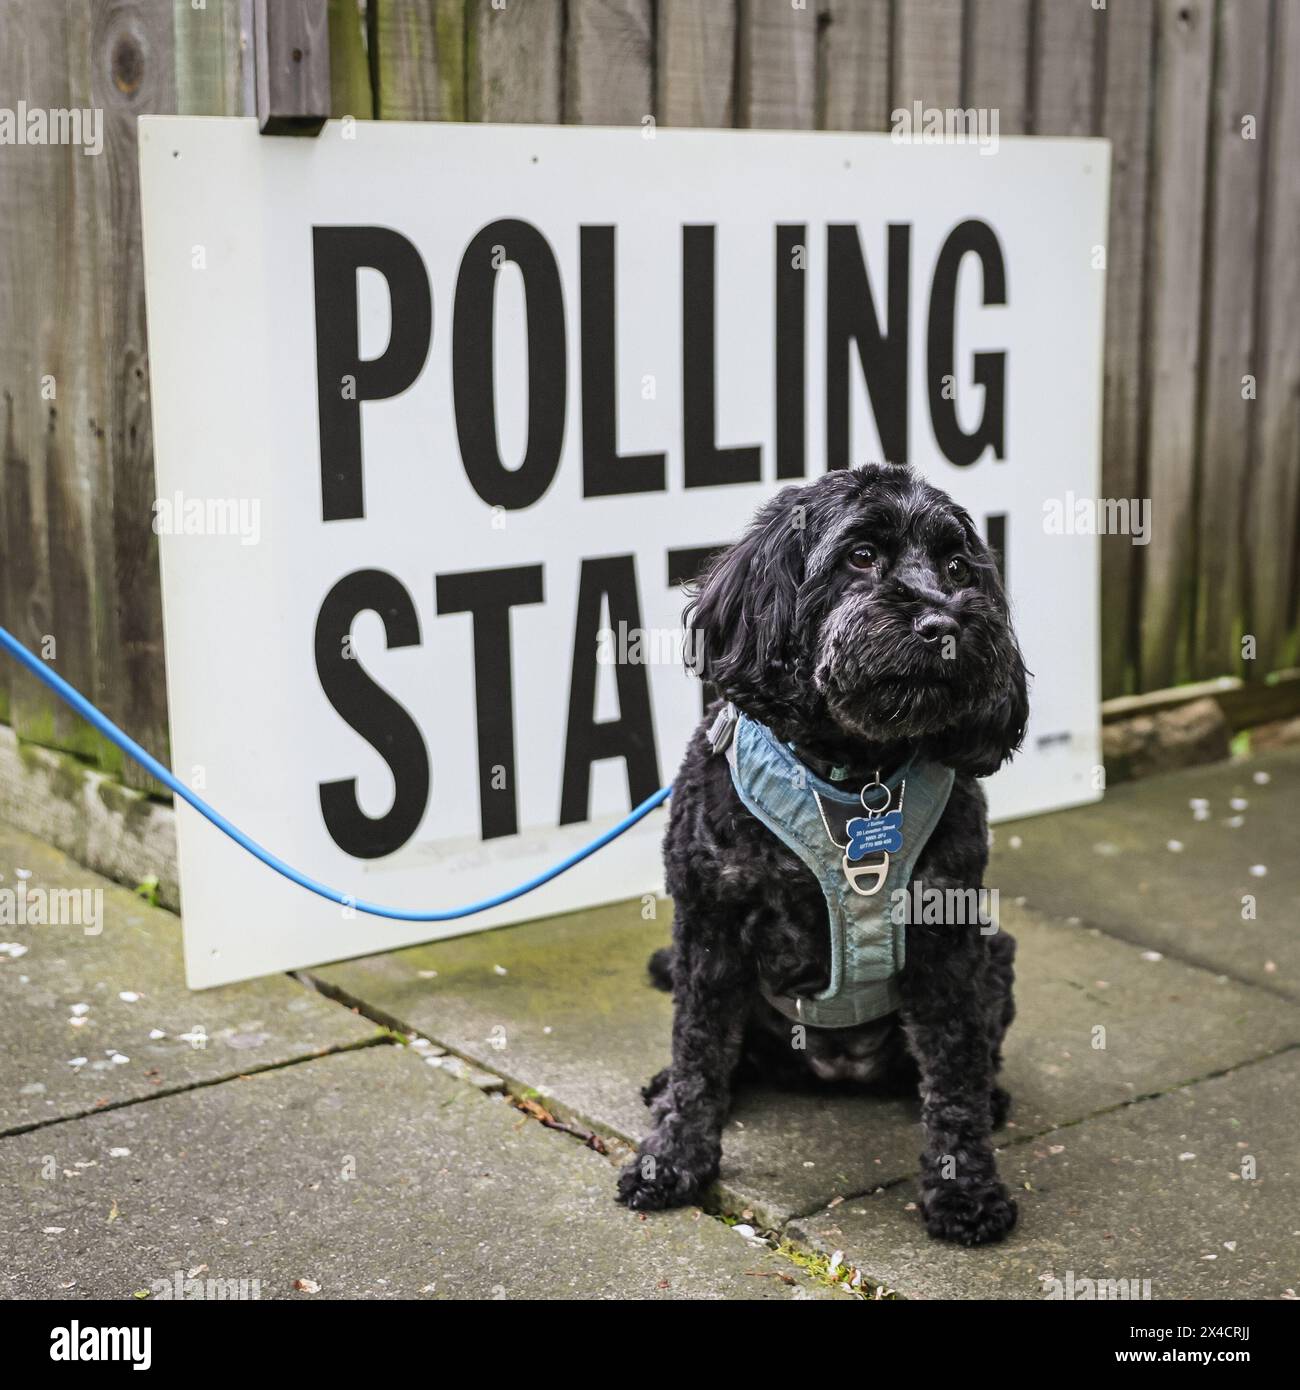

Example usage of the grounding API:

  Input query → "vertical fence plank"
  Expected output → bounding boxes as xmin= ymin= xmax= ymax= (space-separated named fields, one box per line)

xmin=1193 ymin=0 xmax=1270 ymax=679
xmin=1097 ymin=0 xmax=1156 ymax=697
xmin=1033 ymin=0 xmax=1102 ymax=135
xmin=820 ymin=0 xmax=891 ymax=132
xmin=892 ymin=0 xmax=963 ymax=111
xmin=1139 ymin=0 xmax=1214 ymax=691
xmin=0 ymin=2 xmax=30 ymax=731
xmin=371 ymin=0 xmax=465 ymax=121
xmin=173 ymin=0 xmax=252 ymax=115
xmin=0 ymin=2 xmax=73 ymax=753
xmin=964 ymin=0 xmax=1031 ymax=132
xmin=328 ymin=0 xmax=373 ymax=118
xmin=1245 ymin=0 xmax=1300 ymax=673
xmin=566 ymin=0 xmax=654 ymax=125
xmin=44 ymin=1 xmax=109 ymax=764
xmin=0 ymin=42 xmax=8 ymax=730
xmin=736 ymin=0 xmax=818 ymax=129
xmin=656 ymin=0 xmax=735 ymax=128
xmin=84 ymin=0 xmax=179 ymax=790
xmin=466 ymin=0 xmax=563 ymax=122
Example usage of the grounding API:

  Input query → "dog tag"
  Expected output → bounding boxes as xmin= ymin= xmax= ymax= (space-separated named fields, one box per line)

xmin=845 ymin=810 xmax=903 ymax=860
xmin=843 ymin=850 xmax=889 ymax=896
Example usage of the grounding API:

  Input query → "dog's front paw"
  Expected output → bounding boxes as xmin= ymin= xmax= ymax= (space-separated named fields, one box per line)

xmin=615 ymin=1133 xmax=717 ymax=1211
xmin=920 ymin=1179 xmax=1018 ymax=1247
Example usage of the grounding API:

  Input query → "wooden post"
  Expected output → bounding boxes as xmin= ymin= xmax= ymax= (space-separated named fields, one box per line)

xmin=254 ymin=0 xmax=330 ymax=134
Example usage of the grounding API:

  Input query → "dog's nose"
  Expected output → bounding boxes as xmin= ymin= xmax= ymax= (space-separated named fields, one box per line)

xmin=914 ymin=611 xmax=959 ymax=645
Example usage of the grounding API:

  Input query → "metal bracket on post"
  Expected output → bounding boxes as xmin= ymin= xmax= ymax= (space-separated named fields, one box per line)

xmin=254 ymin=0 xmax=330 ymax=136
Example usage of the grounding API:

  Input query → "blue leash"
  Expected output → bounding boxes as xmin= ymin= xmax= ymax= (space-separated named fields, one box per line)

xmin=0 ymin=624 xmax=671 ymax=922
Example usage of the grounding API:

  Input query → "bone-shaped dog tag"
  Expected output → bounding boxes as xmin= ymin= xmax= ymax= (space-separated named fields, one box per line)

xmin=843 ymin=850 xmax=889 ymax=896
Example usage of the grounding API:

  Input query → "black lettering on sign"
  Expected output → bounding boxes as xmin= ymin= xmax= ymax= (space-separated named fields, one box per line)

xmin=581 ymin=226 xmax=666 ymax=497
xmin=313 ymin=227 xmax=432 ymax=522
xmin=928 ymin=219 xmax=1007 ymax=467
xmin=315 ymin=570 xmax=430 ymax=859
xmin=682 ymin=226 xmax=762 ymax=488
xmin=826 ymin=223 xmax=910 ymax=469
xmin=453 ymin=219 xmax=566 ymax=509
xmin=560 ymin=556 xmax=661 ymax=825
xmin=775 ymin=224 xmax=807 ymax=479
xmin=436 ymin=566 xmax=545 ymax=841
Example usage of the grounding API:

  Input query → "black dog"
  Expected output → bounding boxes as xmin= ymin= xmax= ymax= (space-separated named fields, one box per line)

xmin=616 ymin=464 xmax=1028 ymax=1246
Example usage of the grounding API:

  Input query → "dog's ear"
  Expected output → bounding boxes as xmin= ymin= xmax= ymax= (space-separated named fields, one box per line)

xmin=927 ymin=546 xmax=1030 ymax=777
xmin=684 ymin=485 xmax=808 ymax=722
xmin=934 ymin=647 xmax=1029 ymax=777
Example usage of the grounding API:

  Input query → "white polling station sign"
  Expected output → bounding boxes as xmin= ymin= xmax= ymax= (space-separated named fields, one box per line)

xmin=138 ymin=118 xmax=1108 ymax=987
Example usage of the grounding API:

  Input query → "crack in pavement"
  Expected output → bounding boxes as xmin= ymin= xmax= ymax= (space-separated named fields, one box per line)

xmin=1006 ymin=898 xmax=1297 ymax=1005
xmin=0 ymin=1032 xmax=394 ymax=1140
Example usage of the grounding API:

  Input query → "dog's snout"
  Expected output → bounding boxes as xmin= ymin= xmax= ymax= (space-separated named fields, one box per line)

xmin=914 ymin=611 xmax=959 ymax=645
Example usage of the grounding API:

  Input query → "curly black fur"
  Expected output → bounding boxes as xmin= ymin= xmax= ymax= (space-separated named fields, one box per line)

xmin=616 ymin=465 xmax=1029 ymax=1246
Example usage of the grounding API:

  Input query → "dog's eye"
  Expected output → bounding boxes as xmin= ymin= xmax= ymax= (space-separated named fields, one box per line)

xmin=946 ymin=555 xmax=972 ymax=585
xmin=847 ymin=544 xmax=878 ymax=571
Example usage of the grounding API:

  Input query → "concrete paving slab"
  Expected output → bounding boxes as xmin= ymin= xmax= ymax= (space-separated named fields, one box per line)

xmin=0 ymin=823 xmax=375 ymax=1133
xmin=991 ymin=749 xmax=1300 ymax=1000
xmin=313 ymin=897 xmax=1298 ymax=1227
xmin=790 ymin=1049 xmax=1300 ymax=1301
xmin=0 ymin=1045 xmax=841 ymax=1300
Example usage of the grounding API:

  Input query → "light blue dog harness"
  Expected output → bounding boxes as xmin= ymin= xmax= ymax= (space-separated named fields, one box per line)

xmin=708 ymin=703 xmax=955 ymax=1028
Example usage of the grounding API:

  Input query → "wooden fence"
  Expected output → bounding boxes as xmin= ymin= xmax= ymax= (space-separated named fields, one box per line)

xmin=1 ymin=0 xmax=1298 ymax=791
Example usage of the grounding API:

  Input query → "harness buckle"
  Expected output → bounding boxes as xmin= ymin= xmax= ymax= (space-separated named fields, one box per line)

xmin=706 ymin=702 xmax=738 ymax=756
